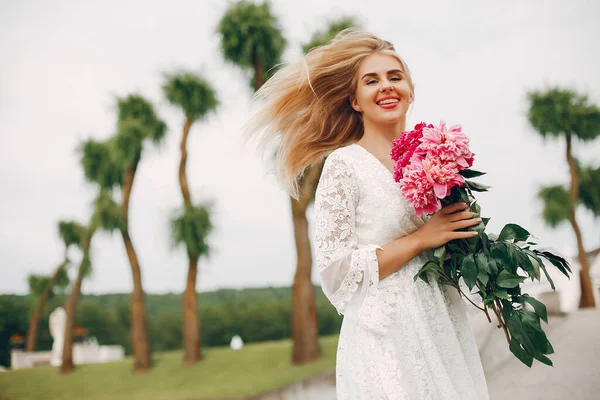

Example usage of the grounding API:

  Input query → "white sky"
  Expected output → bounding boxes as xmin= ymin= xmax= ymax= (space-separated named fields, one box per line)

xmin=1 ymin=0 xmax=599 ymax=295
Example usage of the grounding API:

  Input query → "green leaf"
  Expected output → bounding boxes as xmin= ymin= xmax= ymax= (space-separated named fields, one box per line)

xmin=490 ymin=244 xmax=515 ymax=273
xmin=509 ymin=337 xmax=533 ymax=367
xmin=459 ymin=189 xmax=471 ymax=205
xmin=506 ymin=314 xmax=535 ymax=354
xmin=498 ymin=223 xmax=530 ymax=242
xmin=465 ymin=180 xmax=491 ymax=192
xmin=434 ymin=246 xmax=446 ymax=264
xmin=459 ymin=169 xmax=486 ymax=178
xmin=516 ymin=250 xmax=535 ymax=280
xmin=470 ymin=201 xmax=481 ymax=218
xmin=461 ymin=254 xmax=478 ymax=290
xmin=414 ymin=260 xmax=442 ymax=284
xmin=475 ymin=253 xmax=490 ymax=272
xmin=524 ymin=249 xmax=556 ymax=290
xmin=492 ymin=289 xmax=511 ymax=300
xmin=537 ymin=250 xmax=572 ymax=277
xmin=520 ymin=311 xmax=552 ymax=355
xmin=522 ymin=294 xmax=548 ymax=323
xmin=496 ymin=270 xmax=526 ymax=288
xmin=487 ymin=257 xmax=499 ymax=276
xmin=533 ymin=352 xmax=553 ymax=366
xmin=526 ymin=254 xmax=542 ymax=281
xmin=477 ymin=268 xmax=489 ymax=286
xmin=447 ymin=242 xmax=465 ymax=255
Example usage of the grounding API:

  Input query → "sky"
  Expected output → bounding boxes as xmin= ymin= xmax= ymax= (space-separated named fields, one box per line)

xmin=1 ymin=0 xmax=599 ymax=295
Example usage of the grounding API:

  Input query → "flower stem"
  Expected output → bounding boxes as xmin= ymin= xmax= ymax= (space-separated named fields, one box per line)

xmin=450 ymin=281 xmax=485 ymax=312
xmin=492 ymin=300 xmax=510 ymax=344
xmin=475 ymin=282 xmax=492 ymax=323
xmin=483 ymin=303 xmax=492 ymax=323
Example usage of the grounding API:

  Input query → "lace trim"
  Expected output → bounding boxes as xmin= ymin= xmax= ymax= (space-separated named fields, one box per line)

xmin=329 ymin=244 xmax=382 ymax=315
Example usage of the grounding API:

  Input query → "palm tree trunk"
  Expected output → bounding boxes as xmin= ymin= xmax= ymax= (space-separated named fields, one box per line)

xmin=182 ymin=258 xmax=201 ymax=364
xmin=26 ymin=259 xmax=67 ymax=352
xmin=566 ymin=135 xmax=596 ymax=308
xmin=291 ymin=161 xmax=324 ymax=365
xmin=122 ymin=166 xmax=152 ymax=373
xmin=179 ymin=116 xmax=202 ymax=365
xmin=179 ymin=117 xmax=193 ymax=207
xmin=60 ymin=260 xmax=85 ymax=374
xmin=252 ymin=47 xmax=265 ymax=91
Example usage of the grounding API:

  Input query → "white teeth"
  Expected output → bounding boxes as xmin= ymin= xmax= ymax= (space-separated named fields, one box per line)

xmin=377 ymin=99 xmax=399 ymax=105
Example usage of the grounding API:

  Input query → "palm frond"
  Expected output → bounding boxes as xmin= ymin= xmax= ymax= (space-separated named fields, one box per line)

xmin=301 ymin=17 xmax=360 ymax=54
xmin=91 ymin=190 xmax=123 ymax=233
xmin=537 ymin=185 xmax=571 ymax=228
xmin=217 ymin=1 xmax=286 ymax=87
xmin=527 ymin=87 xmax=600 ymax=141
xmin=117 ymin=94 xmax=167 ymax=145
xmin=170 ymin=203 xmax=213 ymax=260
xmin=79 ymin=139 xmax=124 ymax=189
xmin=163 ymin=71 xmax=219 ymax=122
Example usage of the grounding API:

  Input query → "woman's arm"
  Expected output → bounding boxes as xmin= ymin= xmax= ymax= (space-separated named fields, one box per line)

xmin=377 ymin=202 xmax=481 ymax=280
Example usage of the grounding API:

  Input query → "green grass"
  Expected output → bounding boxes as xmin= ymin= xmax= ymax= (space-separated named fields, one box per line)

xmin=0 ymin=335 xmax=338 ymax=400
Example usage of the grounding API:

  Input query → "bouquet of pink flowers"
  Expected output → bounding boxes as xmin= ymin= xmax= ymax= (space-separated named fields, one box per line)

xmin=391 ymin=121 xmax=572 ymax=367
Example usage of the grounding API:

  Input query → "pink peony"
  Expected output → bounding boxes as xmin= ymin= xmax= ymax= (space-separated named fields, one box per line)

xmin=399 ymin=161 xmax=441 ymax=216
xmin=417 ymin=122 xmax=474 ymax=169
xmin=391 ymin=122 xmax=432 ymax=179
xmin=421 ymin=155 xmax=465 ymax=198
xmin=392 ymin=121 xmax=475 ymax=215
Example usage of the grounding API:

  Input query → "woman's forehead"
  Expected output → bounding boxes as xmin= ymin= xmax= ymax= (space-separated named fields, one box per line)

xmin=357 ymin=53 xmax=403 ymax=77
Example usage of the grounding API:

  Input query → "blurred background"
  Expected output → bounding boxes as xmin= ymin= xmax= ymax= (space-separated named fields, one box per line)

xmin=0 ymin=0 xmax=598 ymax=399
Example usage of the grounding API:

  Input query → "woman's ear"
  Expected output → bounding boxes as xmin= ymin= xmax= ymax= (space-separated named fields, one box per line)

xmin=350 ymin=96 xmax=362 ymax=112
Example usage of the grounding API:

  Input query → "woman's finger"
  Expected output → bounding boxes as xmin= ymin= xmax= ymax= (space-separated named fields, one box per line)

xmin=451 ymin=218 xmax=481 ymax=230
xmin=451 ymin=231 xmax=479 ymax=240
xmin=448 ymin=211 xmax=475 ymax=222
xmin=441 ymin=202 xmax=469 ymax=215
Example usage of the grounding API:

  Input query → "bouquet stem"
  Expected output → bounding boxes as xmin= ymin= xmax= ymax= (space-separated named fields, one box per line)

xmin=492 ymin=300 xmax=510 ymax=344
xmin=483 ymin=304 xmax=492 ymax=324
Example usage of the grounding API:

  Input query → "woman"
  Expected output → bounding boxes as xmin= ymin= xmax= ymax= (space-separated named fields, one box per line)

xmin=247 ymin=29 xmax=490 ymax=399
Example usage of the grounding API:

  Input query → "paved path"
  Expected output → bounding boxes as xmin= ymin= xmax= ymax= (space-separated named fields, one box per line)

xmin=487 ymin=309 xmax=600 ymax=400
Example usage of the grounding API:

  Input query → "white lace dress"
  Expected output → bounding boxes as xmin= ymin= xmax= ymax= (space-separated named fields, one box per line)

xmin=314 ymin=144 xmax=489 ymax=400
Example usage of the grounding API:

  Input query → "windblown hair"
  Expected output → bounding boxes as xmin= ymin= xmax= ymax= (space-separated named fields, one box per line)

xmin=245 ymin=28 xmax=415 ymax=198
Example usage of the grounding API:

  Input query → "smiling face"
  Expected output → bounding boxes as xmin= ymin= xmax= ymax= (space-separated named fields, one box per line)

xmin=350 ymin=52 xmax=413 ymax=128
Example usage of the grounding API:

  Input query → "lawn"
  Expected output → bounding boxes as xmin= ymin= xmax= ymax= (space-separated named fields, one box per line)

xmin=0 ymin=335 xmax=338 ymax=400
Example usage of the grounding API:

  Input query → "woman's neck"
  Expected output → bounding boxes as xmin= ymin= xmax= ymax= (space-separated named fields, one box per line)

xmin=357 ymin=118 xmax=406 ymax=157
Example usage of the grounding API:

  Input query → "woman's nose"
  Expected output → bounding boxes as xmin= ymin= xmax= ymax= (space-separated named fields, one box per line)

xmin=379 ymin=81 xmax=393 ymax=91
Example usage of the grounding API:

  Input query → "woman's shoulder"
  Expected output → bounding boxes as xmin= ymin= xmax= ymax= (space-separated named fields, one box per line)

xmin=325 ymin=143 xmax=360 ymax=166
xmin=320 ymin=144 xmax=361 ymax=185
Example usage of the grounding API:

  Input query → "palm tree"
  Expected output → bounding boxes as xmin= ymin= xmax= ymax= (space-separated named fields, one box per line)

xmin=538 ymin=162 xmax=600 ymax=254
xmin=288 ymin=17 xmax=360 ymax=365
xmin=528 ymin=88 xmax=600 ymax=308
xmin=80 ymin=94 xmax=166 ymax=373
xmin=217 ymin=0 xmax=285 ymax=92
xmin=578 ymin=164 xmax=600 ymax=217
xmin=60 ymin=192 xmax=122 ymax=374
xmin=25 ymin=221 xmax=78 ymax=352
xmin=301 ymin=16 xmax=359 ymax=54
xmin=59 ymin=221 xmax=88 ymax=374
xmin=162 ymin=71 xmax=217 ymax=364
xmin=219 ymin=6 xmax=358 ymax=364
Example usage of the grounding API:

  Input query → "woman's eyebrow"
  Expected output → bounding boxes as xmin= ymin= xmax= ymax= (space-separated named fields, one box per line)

xmin=361 ymin=69 xmax=404 ymax=80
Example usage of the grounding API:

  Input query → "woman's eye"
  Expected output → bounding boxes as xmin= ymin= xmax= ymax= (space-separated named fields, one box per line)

xmin=391 ymin=76 xmax=401 ymax=81
xmin=366 ymin=80 xmax=377 ymax=85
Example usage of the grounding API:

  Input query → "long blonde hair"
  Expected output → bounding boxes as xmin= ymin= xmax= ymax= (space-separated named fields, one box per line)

xmin=245 ymin=28 xmax=414 ymax=198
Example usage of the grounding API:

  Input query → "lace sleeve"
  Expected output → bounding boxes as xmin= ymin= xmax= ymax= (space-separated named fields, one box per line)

xmin=314 ymin=153 xmax=381 ymax=315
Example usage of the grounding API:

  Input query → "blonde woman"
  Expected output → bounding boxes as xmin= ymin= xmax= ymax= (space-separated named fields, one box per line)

xmin=247 ymin=29 xmax=489 ymax=399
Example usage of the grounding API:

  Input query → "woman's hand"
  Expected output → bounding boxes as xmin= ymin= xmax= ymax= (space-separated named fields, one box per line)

xmin=414 ymin=202 xmax=480 ymax=251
